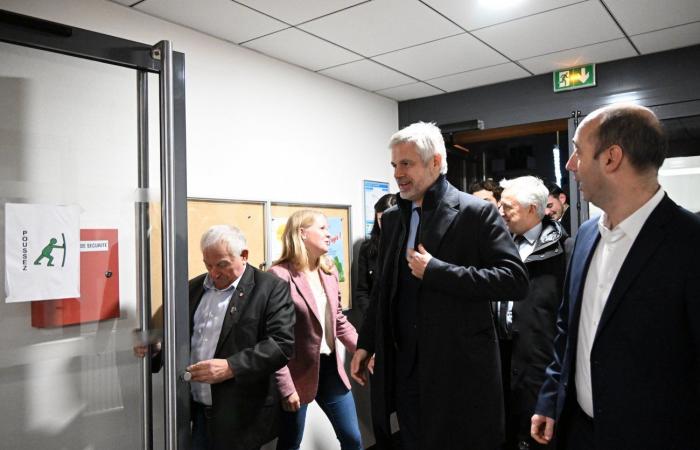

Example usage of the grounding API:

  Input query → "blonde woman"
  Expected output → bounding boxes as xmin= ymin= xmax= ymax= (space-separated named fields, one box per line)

xmin=269 ymin=210 xmax=362 ymax=450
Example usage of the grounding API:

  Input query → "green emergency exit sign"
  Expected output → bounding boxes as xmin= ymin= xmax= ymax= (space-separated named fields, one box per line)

xmin=553 ymin=64 xmax=596 ymax=92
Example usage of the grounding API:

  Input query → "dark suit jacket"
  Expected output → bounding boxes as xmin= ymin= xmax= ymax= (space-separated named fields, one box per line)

xmin=359 ymin=176 xmax=530 ymax=450
xmin=535 ymin=194 xmax=700 ymax=450
xmin=188 ymin=265 xmax=295 ymax=450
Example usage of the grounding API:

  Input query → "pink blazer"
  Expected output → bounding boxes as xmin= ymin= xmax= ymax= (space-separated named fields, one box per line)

xmin=268 ymin=262 xmax=358 ymax=404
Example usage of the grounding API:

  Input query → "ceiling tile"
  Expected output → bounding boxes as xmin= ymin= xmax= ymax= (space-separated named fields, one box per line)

xmin=299 ymin=0 xmax=463 ymax=56
xmin=375 ymin=82 xmax=444 ymax=101
xmin=372 ymin=33 xmax=508 ymax=80
xmin=318 ymin=59 xmax=415 ymax=91
xmin=473 ymin=1 xmax=623 ymax=60
xmin=422 ymin=0 xmax=583 ymax=31
xmin=242 ymin=28 xmax=361 ymax=71
xmin=604 ymin=0 xmax=700 ymax=35
xmin=631 ymin=21 xmax=700 ymax=54
xmin=518 ymin=38 xmax=637 ymax=74
xmin=136 ymin=0 xmax=288 ymax=44
xmin=427 ymin=62 xmax=530 ymax=91
xmin=233 ymin=0 xmax=367 ymax=25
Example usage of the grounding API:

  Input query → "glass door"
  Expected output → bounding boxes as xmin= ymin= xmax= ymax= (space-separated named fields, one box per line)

xmin=0 ymin=11 xmax=189 ymax=450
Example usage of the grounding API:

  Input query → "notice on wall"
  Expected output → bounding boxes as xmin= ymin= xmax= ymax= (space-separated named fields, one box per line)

xmin=4 ymin=203 xmax=81 ymax=303
xmin=327 ymin=217 xmax=346 ymax=282
xmin=363 ymin=180 xmax=390 ymax=238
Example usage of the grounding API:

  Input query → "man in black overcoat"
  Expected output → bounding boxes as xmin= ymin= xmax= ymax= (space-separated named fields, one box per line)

xmin=351 ymin=122 xmax=529 ymax=450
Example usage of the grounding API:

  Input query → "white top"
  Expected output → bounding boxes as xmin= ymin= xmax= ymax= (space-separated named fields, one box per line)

xmin=575 ymin=188 xmax=664 ymax=417
xmin=309 ymin=274 xmax=335 ymax=355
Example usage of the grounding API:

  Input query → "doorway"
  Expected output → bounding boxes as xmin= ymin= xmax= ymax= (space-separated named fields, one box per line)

xmin=0 ymin=10 xmax=188 ymax=449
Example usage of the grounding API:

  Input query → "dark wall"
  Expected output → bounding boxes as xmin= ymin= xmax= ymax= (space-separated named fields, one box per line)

xmin=399 ymin=44 xmax=700 ymax=129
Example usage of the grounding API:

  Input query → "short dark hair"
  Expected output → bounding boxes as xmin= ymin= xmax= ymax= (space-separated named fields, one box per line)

xmin=546 ymin=181 xmax=568 ymax=203
xmin=468 ymin=178 xmax=503 ymax=201
xmin=593 ymin=107 xmax=667 ymax=171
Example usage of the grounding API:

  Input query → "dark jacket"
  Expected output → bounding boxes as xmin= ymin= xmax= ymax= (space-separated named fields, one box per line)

xmin=188 ymin=265 xmax=295 ymax=450
xmin=508 ymin=218 xmax=569 ymax=439
xmin=359 ymin=176 xmax=530 ymax=450
xmin=355 ymin=238 xmax=378 ymax=316
xmin=536 ymin=195 xmax=700 ymax=450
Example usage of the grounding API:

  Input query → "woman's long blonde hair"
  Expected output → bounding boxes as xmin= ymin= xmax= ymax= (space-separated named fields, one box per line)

xmin=274 ymin=209 xmax=333 ymax=273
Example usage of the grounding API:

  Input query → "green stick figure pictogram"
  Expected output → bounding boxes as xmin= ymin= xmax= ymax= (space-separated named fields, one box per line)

xmin=34 ymin=234 xmax=66 ymax=267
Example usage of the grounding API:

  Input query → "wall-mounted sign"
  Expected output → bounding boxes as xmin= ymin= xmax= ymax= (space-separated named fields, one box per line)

xmin=553 ymin=64 xmax=596 ymax=92
xmin=4 ymin=203 xmax=80 ymax=303
xmin=363 ymin=180 xmax=390 ymax=238
xmin=32 ymin=229 xmax=120 ymax=328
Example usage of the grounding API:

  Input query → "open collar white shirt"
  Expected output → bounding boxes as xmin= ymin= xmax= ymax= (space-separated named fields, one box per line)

xmin=575 ymin=188 xmax=664 ymax=417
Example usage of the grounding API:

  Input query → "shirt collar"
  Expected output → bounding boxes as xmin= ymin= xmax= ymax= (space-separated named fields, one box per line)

xmin=521 ymin=221 xmax=543 ymax=245
xmin=203 ymin=264 xmax=246 ymax=292
xmin=597 ymin=187 xmax=665 ymax=243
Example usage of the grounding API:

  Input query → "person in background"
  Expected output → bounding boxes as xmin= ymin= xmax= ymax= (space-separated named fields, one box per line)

xmin=351 ymin=122 xmax=529 ymax=450
xmin=496 ymin=176 xmax=569 ymax=450
xmin=531 ymin=104 xmax=700 ymax=450
xmin=139 ymin=225 xmax=295 ymax=450
xmin=469 ymin=178 xmax=503 ymax=207
xmin=355 ymin=193 xmax=397 ymax=316
xmin=545 ymin=182 xmax=571 ymax=236
xmin=269 ymin=210 xmax=363 ymax=450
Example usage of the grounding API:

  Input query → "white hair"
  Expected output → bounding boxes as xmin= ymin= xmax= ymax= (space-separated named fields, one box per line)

xmin=500 ymin=176 xmax=549 ymax=219
xmin=200 ymin=225 xmax=247 ymax=257
xmin=388 ymin=121 xmax=448 ymax=174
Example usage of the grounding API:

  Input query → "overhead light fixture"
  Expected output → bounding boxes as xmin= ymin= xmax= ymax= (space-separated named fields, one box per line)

xmin=440 ymin=119 xmax=484 ymax=134
xmin=478 ymin=0 xmax=524 ymax=10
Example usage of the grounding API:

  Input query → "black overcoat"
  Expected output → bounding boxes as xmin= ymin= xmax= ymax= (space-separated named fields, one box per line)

xmin=359 ymin=177 xmax=529 ymax=450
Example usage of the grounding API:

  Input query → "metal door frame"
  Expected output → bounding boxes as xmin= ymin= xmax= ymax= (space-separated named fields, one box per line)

xmin=0 ymin=9 xmax=190 ymax=450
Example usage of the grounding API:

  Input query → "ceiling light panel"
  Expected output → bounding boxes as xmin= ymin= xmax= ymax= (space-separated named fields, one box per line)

xmin=631 ymin=22 xmax=700 ymax=55
xmin=422 ymin=0 xmax=583 ymax=31
xmin=603 ymin=0 xmax=700 ymax=36
xmin=233 ymin=0 xmax=368 ymax=25
xmin=427 ymin=62 xmax=530 ymax=92
xmin=242 ymin=28 xmax=361 ymax=71
xmin=136 ymin=0 xmax=288 ymax=44
xmin=473 ymin=1 xmax=622 ymax=60
xmin=373 ymin=33 xmax=508 ymax=80
xmin=518 ymin=38 xmax=636 ymax=74
xmin=375 ymin=82 xmax=444 ymax=101
xmin=318 ymin=59 xmax=415 ymax=92
xmin=300 ymin=0 xmax=463 ymax=56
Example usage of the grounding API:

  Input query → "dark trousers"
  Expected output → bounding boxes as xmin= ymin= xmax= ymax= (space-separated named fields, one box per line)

xmin=561 ymin=402 xmax=595 ymax=450
xmin=192 ymin=402 xmax=212 ymax=450
xmin=395 ymin=347 xmax=420 ymax=450
xmin=192 ymin=402 xmax=261 ymax=450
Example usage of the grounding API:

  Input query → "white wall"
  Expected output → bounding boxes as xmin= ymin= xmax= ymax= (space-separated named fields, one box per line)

xmin=0 ymin=0 xmax=398 ymax=448
xmin=1 ymin=0 xmax=398 ymax=236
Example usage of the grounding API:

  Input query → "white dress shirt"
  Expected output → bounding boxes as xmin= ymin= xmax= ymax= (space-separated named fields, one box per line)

xmin=190 ymin=265 xmax=245 ymax=405
xmin=575 ymin=188 xmax=664 ymax=417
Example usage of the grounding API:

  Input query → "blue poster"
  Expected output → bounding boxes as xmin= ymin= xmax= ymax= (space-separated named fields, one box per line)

xmin=363 ymin=180 xmax=390 ymax=238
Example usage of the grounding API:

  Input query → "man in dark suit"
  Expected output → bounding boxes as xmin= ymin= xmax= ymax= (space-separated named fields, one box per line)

xmin=545 ymin=182 xmax=571 ymax=237
xmin=531 ymin=104 xmax=700 ymax=450
xmin=148 ymin=225 xmax=295 ymax=450
xmin=351 ymin=122 xmax=529 ymax=450
xmin=496 ymin=176 xmax=569 ymax=450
